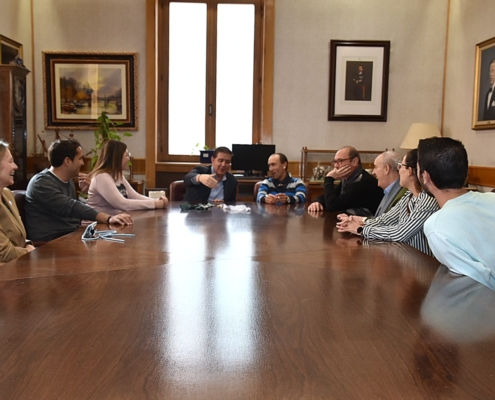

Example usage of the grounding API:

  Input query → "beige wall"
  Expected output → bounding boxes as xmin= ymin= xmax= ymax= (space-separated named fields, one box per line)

xmin=273 ymin=0 xmax=448 ymax=160
xmin=2 ymin=0 xmax=495 ymax=167
xmin=30 ymin=0 xmax=147 ymax=158
xmin=444 ymin=0 xmax=495 ymax=167
xmin=0 ymin=0 xmax=34 ymax=150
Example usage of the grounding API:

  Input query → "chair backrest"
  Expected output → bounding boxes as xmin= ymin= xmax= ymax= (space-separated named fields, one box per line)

xmin=11 ymin=190 xmax=27 ymax=226
xmin=253 ymin=181 xmax=311 ymax=202
xmin=169 ymin=180 xmax=187 ymax=201
xmin=253 ymin=181 xmax=263 ymax=201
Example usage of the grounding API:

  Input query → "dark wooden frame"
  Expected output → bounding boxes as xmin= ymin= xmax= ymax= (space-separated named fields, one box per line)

xmin=472 ymin=36 xmax=495 ymax=130
xmin=43 ymin=51 xmax=137 ymax=130
xmin=0 ymin=35 xmax=23 ymax=64
xmin=328 ymin=40 xmax=390 ymax=122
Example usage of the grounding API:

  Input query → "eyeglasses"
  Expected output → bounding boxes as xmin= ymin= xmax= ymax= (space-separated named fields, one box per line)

xmin=332 ymin=157 xmax=353 ymax=165
xmin=82 ymin=221 xmax=136 ymax=243
xmin=397 ymin=162 xmax=413 ymax=170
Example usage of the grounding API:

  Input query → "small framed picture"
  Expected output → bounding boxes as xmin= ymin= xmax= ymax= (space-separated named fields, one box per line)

xmin=0 ymin=35 xmax=23 ymax=64
xmin=43 ymin=51 xmax=138 ymax=130
xmin=328 ymin=40 xmax=390 ymax=122
xmin=472 ymin=36 xmax=495 ymax=130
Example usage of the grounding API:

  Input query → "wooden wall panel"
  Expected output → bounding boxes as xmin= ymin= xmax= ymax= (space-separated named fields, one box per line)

xmin=468 ymin=166 xmax=495 ymax=188
xmin=26 ymin=158 xmax=495 ymax=190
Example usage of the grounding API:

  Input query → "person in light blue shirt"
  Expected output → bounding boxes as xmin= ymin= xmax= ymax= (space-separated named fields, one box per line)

xmin=418 ymin=137 xmax=495 ymax=290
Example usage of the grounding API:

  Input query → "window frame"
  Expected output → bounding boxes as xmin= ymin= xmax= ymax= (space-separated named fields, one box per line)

xmin=154 ymin=0 xmax=271 ymax=163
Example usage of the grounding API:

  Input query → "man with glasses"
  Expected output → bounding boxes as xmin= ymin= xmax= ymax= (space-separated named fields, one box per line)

xmin=184 ymin=146 xmax=238 ymax=203
xmin=335 ymin=150 xmax=407 ymax=224
xmin=308 ymin=146 xmax=383 ymax=215
xmin=418 ymin=137 xmax=495 ymax=290
xmin=25 ymin=139 xmax=133 ymax=243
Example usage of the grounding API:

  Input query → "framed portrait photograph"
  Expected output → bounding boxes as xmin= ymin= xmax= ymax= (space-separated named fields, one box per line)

xmin=0 ymin=35 xmax=23 ymax=64
xmin=43 ymin=52 xmax=137 ymax=130
xmin=472 ymin=36 xmax=495 ymax=130
xmin=328 ymin=40 xmax=390 ymax=122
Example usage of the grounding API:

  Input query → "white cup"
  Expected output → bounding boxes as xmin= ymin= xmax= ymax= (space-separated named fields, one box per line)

xmin=148 ymin=190 xmax=166 ymax=199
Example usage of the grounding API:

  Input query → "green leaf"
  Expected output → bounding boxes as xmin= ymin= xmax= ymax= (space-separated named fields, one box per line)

xmin=91 ymin=111 xmax=133 ymax=167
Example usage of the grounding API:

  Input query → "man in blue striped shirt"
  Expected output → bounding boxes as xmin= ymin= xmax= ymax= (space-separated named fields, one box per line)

xmin=257 ymin=153 xmax=306 ymax=204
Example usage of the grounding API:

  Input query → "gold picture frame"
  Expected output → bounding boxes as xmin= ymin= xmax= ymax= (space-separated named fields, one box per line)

xmin=472 ymin=36 xmax=495 ymax=130
xmin=43 ymin=51 xmax=138 ymax=130
xmin=0 ymin=35 xmax=23 ymax=64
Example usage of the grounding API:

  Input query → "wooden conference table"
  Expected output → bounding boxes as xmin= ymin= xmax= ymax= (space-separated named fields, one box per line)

xmin=1 ymin=203 xmax=494 ymax=399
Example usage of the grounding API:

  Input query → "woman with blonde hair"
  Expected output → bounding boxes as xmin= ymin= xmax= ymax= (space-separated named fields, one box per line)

xmin=87 ymin=140 xmax=168 ymax=211
xmin=0 ymin=140 xmax=35 ymax=264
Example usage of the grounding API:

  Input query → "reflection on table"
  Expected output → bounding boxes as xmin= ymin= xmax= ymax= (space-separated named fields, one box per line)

xmin=0 ymin=203 xmax=494 ymax=399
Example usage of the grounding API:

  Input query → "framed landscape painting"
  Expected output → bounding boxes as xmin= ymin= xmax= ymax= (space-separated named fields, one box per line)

xmin=43 ymin=52 xmax=137 ymax=130
xmin=328 ymin=40 xmax=390 ymax=122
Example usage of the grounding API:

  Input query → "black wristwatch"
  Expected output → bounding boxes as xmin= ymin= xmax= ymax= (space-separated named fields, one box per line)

xmin=357 ymin=226 xmax=364 ymax=235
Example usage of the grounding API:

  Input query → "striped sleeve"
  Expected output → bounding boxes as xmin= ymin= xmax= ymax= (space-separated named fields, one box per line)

xmin=256 ymin=179 xmax=272 ymax=203
xmin=288 ymin=178 xmax=307 ymax=203
xmin=362 ymin=191 xmax=439 ymax=255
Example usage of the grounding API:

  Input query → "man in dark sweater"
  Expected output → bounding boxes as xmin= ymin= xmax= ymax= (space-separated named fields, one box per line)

xmin=307 ymin=146 xmax=383 ymax=216
xmin=183 ymin=147 xmax=238 ymax=204
xmin=25 ymin=139 xmax=133 ymax=242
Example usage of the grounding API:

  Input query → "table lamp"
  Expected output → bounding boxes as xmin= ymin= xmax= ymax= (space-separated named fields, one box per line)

xmin=400 ymin=123 xmax=441 ymax=149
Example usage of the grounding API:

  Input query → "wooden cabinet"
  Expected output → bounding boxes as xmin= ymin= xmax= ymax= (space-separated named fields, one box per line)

xmin=0 ymin=64 xmax=30 ymax=189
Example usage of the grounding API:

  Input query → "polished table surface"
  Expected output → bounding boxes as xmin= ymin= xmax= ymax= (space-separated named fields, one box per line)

xmin=1 ymin=203 xmax=495 ymax=399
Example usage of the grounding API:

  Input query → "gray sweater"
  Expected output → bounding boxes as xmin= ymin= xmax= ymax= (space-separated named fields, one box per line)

xmin=25 ymin=169 xmax=99 ymax=242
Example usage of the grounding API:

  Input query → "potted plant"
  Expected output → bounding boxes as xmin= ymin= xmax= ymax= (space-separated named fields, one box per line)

xmin=89 ymin=111 xmax=132 ymax=169
xmin=193 ymin=143 xmax=215 ymax=164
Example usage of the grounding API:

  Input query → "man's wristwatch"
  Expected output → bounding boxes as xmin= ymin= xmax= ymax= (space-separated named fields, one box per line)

xmin=357 ymin=226 xmax=364 ymax=235
xmin=286 ymin=196 xmax=290 ymax=204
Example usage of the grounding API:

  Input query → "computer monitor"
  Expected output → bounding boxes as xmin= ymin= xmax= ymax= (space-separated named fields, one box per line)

xmin=231 ymin=144 xmax=276 ymax=177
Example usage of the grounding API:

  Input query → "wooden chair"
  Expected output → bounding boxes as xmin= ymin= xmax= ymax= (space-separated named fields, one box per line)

xmin=12 ymin=189 xmax=27 ymax=226
xmin=253 ymin=181 xmax=263 ymax=201
xmin=169 ymin=180 xmax=187 ymax=201
xmin=11 ymin=189 xmax=46 ymax=247
xmin=253 ymin=181 xmax=311 ymax=202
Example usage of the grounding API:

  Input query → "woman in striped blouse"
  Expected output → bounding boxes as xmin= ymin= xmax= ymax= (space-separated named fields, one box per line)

xmin=336 ymin=149 xmax=439 ymax=255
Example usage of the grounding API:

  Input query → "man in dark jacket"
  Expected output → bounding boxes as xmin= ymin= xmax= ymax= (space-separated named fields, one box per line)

xmin=183 ymin=146 xmax=238 ymax=203
xmin=307 ymin=146 xmax=383 ymax=216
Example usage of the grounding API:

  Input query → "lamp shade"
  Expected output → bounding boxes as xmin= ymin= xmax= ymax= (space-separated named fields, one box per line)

xmin=400 ymin=123 xmax=441 ymax=149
